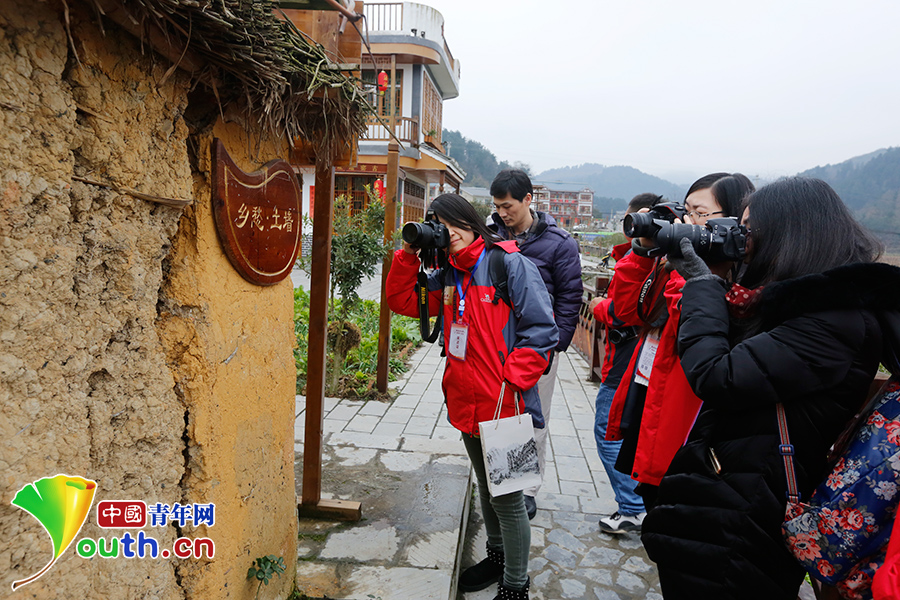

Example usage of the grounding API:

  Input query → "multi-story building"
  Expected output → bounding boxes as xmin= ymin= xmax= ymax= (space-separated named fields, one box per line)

xmin=331 ymin=1 xmax=465 ymax=223
xmin=532 ymin=182 xmax=594 ymax=229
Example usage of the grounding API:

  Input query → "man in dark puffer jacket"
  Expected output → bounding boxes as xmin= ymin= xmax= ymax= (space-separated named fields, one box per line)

xmin=490 ymin=169 xmax=583 ymax=519
xmin=641 ymin=177 xmax=900 ymax=599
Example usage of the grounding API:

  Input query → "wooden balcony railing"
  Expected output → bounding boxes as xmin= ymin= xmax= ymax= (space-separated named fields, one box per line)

xmin=364 ymin=115 xmax=419 ymax=145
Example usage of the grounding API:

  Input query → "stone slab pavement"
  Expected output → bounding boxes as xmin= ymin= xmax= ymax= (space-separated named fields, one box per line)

xmin=291 ymin=264 xmax=384 ymax=302
xmin=293 ymin=336 xmax=666 ymax=600
xmin=294 ymin=340 xmax=473 ymax=600
xmin=454 ymin=348 xmax=663 ymax=600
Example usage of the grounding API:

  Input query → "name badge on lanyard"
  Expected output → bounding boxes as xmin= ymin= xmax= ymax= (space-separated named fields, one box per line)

xmin=448 ymin=249 xmax=486 ymax=362
xmin=634 ymin=333 xmax=660 ymax=386
xmin=448 ymin=323 xmax=469 ymax=360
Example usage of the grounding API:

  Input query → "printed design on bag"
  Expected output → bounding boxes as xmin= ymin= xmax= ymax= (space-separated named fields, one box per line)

xmin=782 ymin=382 xmax=900 ymax=596
xmin=485 ymin=438 xmax=541 ymax=486
xmin=840 ymin=567 xmax=875 ymax=599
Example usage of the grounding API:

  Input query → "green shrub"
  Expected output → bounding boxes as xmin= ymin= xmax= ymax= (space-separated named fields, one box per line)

xmin=293 ymin=288 xmax=421 ymax=397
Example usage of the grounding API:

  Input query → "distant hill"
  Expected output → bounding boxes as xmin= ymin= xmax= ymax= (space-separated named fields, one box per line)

xmin=798 ymin=147 xmax=900 ymax=210
xmin=442 ymin=130 xmax=684 ymax=207
xmin=442 ymin=129 xmax=530 ymax=187
xmin=443 ymin=128 xmax=900 ymax=250
xmin=798 ymin=147 xmax=900 ymax=249
xmin=534 ymin=164 xmax=685 ymax=207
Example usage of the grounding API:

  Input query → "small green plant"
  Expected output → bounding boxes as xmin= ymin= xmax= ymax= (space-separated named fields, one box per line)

xmin=293 ymin=288 xmax=422 ymax=397
xmin=247 ymin=555 xmax=286 ymax=600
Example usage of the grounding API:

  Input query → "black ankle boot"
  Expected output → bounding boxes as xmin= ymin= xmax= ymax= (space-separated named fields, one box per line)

xmin=458 ymin=544 xmax=504 ymax=592
xmin=493 ymin=576 xmax=530 ymax=599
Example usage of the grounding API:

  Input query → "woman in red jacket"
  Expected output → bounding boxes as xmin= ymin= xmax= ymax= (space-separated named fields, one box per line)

xmin=387 ymin=194 xmax=558 ymax=600
xmin=602 ymin=173 xmax=754 ymax=519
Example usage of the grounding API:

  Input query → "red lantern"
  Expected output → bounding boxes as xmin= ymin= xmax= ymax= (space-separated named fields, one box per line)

xmin=373 ymin=178 xmax=386 ymax=201
xmin=377 ymin=70 xmax=388 ymax=95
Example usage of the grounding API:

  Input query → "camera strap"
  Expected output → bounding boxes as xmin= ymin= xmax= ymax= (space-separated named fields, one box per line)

xmin=637 ymin=258 xmax=667 ymax=325
xmin=417 ymin=266 xmax=443 ymax=343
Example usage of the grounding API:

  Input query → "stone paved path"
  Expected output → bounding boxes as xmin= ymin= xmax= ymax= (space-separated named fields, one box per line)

xmin=455 ymin=348 xmax=662 ymax=600
xmin=293 ymin=336 xmax=663 ymax=599
xmin=294 ymin=341 xmax=472 ymax=600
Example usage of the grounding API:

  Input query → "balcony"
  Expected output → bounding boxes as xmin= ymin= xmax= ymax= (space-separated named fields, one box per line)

xmin=364 ymin=115 xmax=419 ymax=146
xmin=362 ymin=2 xmax=460 ymax=99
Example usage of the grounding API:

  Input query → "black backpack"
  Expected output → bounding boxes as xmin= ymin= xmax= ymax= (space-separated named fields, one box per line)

xmin=488 ymin=247 xmax=512 ymax=309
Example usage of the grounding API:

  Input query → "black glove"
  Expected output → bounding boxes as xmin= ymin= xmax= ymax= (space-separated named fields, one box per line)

xmin=669 ymin=238 xmax=721 ymax=282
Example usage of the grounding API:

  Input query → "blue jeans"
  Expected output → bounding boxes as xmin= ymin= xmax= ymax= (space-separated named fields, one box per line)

xmin=594 ymin=382 xmax=645 ymax=515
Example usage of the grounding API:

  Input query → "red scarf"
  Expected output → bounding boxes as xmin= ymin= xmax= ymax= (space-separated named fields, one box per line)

xmin=726 ymin=283 xmax=764 ymax=319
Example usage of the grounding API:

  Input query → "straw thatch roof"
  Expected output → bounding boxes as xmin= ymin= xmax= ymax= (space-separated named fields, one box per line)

xmin=81 ymin=0 xmax=372 ymax=161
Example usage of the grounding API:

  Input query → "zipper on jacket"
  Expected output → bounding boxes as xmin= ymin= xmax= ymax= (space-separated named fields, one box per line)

xmin=708 ymin=447 xmax=723 ymax=474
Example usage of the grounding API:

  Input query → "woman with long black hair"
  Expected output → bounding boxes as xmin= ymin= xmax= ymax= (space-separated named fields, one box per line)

xmin=386 ymin=194 xmax=558 ymax=600
xmin=642 ymin=177 xmax=900 ymax=599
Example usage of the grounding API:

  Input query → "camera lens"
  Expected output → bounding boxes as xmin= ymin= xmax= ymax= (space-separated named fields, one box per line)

xmin=655 ymin=223 xmax=709 ymax=258
xmin=623 ymin=212 xmax=656 ymax=238
xmin=402 ymin=222 xmax=432 ymax=246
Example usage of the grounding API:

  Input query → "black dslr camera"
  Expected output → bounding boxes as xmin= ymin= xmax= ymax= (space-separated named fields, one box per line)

xmin=401 ymin=210 xmax=450 ymax=269
xmin=623 ymin=202 xmax=688 ymax=234
xmin=625 ymin=212 xmax=747 ymax=263
xmin=401 ymin=210 xmax=450 ymax=343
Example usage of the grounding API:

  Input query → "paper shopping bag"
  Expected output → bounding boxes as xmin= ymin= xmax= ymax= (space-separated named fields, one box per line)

xmin=478 ymin=382 xmax=542 ymax=497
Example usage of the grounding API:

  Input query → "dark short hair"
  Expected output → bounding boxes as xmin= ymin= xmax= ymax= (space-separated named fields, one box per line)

xmin=490 ymin=169 xmax=533 ymax=202
xmin=628 ymin=193 xmax=663 ymax=213
xmin=685 ymin=173 xmax=731 ymax=198
xmin=710 ymin=174 xmax=755 ymax=218
xmin=684 ymin=172 xmax=752 ymax=218
xmin=739 ymin=177 xmax=883 ymax=288
xmin=429 ymin=193 xmax=500 ymax=249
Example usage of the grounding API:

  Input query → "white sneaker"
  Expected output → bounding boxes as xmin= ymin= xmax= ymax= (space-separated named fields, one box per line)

xmin=598 ymin=511 xmax=646 ymax=534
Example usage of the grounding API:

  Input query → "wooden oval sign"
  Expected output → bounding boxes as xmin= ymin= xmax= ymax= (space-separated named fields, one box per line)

xmin=211 ymin=138 xmax=302 ymax=286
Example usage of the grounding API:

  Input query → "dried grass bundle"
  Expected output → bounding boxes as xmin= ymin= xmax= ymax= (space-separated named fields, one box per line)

xmin=85 ymin=0 xmax=372 ymax=162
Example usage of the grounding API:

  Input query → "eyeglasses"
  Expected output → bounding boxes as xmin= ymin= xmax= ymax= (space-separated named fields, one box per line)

xmin=686 ymin=210 xmax=723 ymax=220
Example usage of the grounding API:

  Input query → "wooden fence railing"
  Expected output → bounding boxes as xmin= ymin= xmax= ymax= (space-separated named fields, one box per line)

xmin=571 ymin=272 xmax=613 ymax=382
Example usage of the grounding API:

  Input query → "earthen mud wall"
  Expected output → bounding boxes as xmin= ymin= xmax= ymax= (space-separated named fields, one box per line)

xmin=1 ymin=2 xmax=298 ymax=598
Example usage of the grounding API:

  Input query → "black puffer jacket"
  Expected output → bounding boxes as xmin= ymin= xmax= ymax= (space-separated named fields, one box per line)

xmin=642 ymin=262 xmax=900 ymax=600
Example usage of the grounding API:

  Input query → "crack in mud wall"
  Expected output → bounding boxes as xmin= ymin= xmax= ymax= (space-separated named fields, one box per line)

xmin=156 ymin=119 xmax=299 ymax=599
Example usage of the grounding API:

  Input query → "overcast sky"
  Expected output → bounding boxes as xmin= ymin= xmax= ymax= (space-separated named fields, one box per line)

xmin=418 ymin=0 xmax=900 ymax=184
